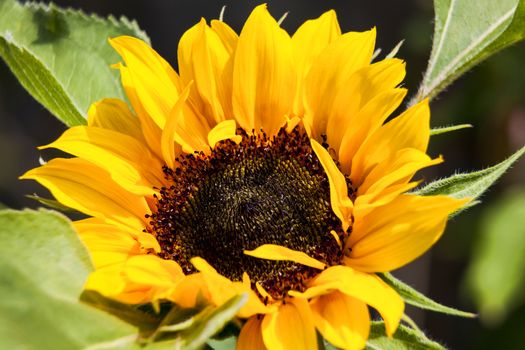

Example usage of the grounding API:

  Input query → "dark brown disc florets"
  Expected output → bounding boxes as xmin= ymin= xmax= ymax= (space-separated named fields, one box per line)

xmin=149 ymin=126 xmax=348 ymax=299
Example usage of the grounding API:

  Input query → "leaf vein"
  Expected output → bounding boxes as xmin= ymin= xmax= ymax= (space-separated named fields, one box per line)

xmin=424 ymin=5 xmax=516 ymax=96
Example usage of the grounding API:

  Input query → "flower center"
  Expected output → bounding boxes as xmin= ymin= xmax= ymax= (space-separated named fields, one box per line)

xmin=149 ymin=127 xmax=346 ymax=299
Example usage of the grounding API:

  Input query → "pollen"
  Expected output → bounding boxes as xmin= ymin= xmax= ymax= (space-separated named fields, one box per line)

xmin=149 ymin=127 xmax=348 ymax=299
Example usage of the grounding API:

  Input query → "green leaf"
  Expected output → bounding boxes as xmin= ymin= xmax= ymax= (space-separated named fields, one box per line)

xmin=81 ymin=290 xmax=163 ymax=333
xmin=322 ymin=339 xmax=338 ymax=350
xmin=465 ymin=188 xmax=525 ymax=325
xmin=379 ymin=273 xmax=476 ymax=318
xmin=414 ymin=0 xmax=525 ymax=103
xmin=148 ymin=294 xmax=246 ymax=350
xmin=173 ymin=294 xmax=246 ymax=350
xmin=0 ymin=0 xmax=149 ymax=126
xmin=414 ymin=146 xmax=525 ymax=214
xmin=0 ymin=37 xmax=84 ymax=125
xmin=0 ymin=209 xmax=140 ymax=350
xmin=207 ymin=336 xmax=237 ymax=350
xmin=26 ymin=193 xmax=78 ymax=213
xmin=429 ymin=124 xmax=472 ymax=136
xmin=150 ymin=304 xmax=203 ymax=338
xmin=366 ymin=322 xmax=445 ymax=350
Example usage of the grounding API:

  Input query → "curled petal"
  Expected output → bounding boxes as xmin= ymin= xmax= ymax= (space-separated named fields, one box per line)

xmin=311 ymin=140 xmax=353 ymax=231
xmin=294 ymin=265 xmax=403 ymax=336
xmin=311 ymin=291 xmax=370 ymax=350
xmin=191 ymin=257 xmax=274 ymax=318
xmin=244 ymin=244 xmax=326 ymax=270
xmin=238 ymin=317 xmax=266 ymax=350
xmin=346 ymin=194 xmax=469 ymax=272
xmin=261 ymin=297 xmax=317 ymax=350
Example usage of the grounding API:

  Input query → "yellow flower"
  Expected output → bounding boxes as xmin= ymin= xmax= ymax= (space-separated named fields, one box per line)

xmin=22 ymin=5 xmax=467 ymax=350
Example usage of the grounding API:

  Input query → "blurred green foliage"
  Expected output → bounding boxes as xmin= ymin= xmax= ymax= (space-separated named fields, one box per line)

xmin=465 ymin=187 xmax=525 ymax=325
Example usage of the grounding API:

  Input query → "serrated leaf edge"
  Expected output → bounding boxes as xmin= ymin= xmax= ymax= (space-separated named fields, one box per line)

xmin=379 ymin=273 xmax=476 ymax=318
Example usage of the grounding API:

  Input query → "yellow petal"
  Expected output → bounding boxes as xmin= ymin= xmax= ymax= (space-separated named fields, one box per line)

xmin=346 ymin=194 xmax=469 ymax=272
xmin=261 ymin=297 xmax=317 ymax=350
xmin=179 ymin=19 xmax=233 ymax=124
xmin=75 ymin=217 xmax=159 ymax=252
xmin=343 ymin=58 xmax=406 ymax=114
xmin=353 ymin=182 xmax=419 ymax=219
xmin=311 ymin=140 xmax=353 ymax=231
xmin=255 ymin=282 xmax=275 ymax=304
xmin=109 ymin=36 xmax=181 ymax=129
xmin=191 ymin=256 xmax=220 ymax=275
xmin=85 ymin=265 xmax=153 ymax=304
xmin=190 ymin=257 xmax=273 ymax=318
xmin=210 ymin=19 xmax=237 ymax=120
xmin=292 ymin=10 xmax=341 ymax=70
xmin=116 ymin=62 xmax=163 ymax=160
xmin=87 ymin=98 xmax=144 ymax=141
xmin=161 ymin=84 xmax=190 ymax=168
xmin=292 ymin=10 xmax=341 ymax=116
xmin=303 ymin=28 xmax=376 ymax=139
xmin=21 ymin=158 xmax=149 ymax=231
xmin=75 ymin=221 xmax=140 ymax=269
xmin=161 ymin=81 xmax=212 ymax=155
xmin=353 ymin=150 xmax=443 ymax=214
xmin=387 ymin=98 xmax=431 ymax=152
xmin=311 ymin=291 xmax=370 ymax=350
xmin=332 ymin=89 xmax=407 ymax=164
xmin=207 ymin=119 xmax=242 ymax=148
xmin=210 ymin=19 xmax=238 ymax=53
xmin=170 ymin=273 xmax=210 ymax=308
xmin=338 ymin=88 xmax=407 ymax=175
xmin=135 ymin=231 xmax=161 ymax=252
xmin=285 ymin=115 xmax=301 ymax=133
xmin=358 ymin=150 xmax=441 ymax=197
xmin=40 ymin=126 xmax=164 ymax=195
xmin=87 ymin=251 xmax=130 ymax=270
xmin=311 ymin=58 xmax=405 ymax=153
xmin=244 ymin=244 xmax=326 ymax=270
xmin=307 ymin=266 xmax=403 ymax=336
xmin=124 ymin=255 xmax=184 ymax=287
xmin=233 ymin=4 xmax=295 ymax=137
xmin=85 ymin=266 xmax=127 ymax=299
xmin=237 ymin=317 xmax=266 ymax=350
xmin=350 ymin=98 xmax=430 ymax=183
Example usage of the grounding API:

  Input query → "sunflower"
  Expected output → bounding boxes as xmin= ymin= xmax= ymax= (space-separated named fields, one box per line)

xmin=22 ymin=4 xmax=467 ymax=350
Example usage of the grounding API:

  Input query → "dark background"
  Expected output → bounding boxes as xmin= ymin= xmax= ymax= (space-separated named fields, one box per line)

xmin=1 ymin=1 xmax=524 ymax=348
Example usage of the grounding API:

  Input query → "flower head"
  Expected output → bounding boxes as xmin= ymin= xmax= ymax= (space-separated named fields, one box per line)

xmin=22 ymin=4 xmax=467 ymax=350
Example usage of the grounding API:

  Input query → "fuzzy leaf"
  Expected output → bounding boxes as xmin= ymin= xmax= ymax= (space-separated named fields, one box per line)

xmin=321 ymin=322 xmax=445 ymax=350
xmin=414 ymin=146 xmax=525 ymax=214
xmin=465 ymin=188 xmax=525 ymax=324
xmin=379 ymin=273 xmax=475 ymax=318
xmin=0 ymin=37 xmax=84 ymax=125
xmin=414 ymin=0 xmax=525 ymax=103
xmin=26 ymin=193 xmax=78 ymax=213
xmin=154 ymin=294 xmax=247 ymax=350
xmin=81 ymin=290 xmax=164 ymax=333
xmin=150 ymin=304 xmax=203 ymax=338
xmin=207 ymin=337 xmax=237 ymax=350
xmin=0 ymin=0 xmax=149 ymax=126
xmin=365 ymin=322 xmax=445 ymax=350
xmin=0 ymin=209 xmax=139 ymax=350
xmin=174 ymin=294 xmax=246 ymax=350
